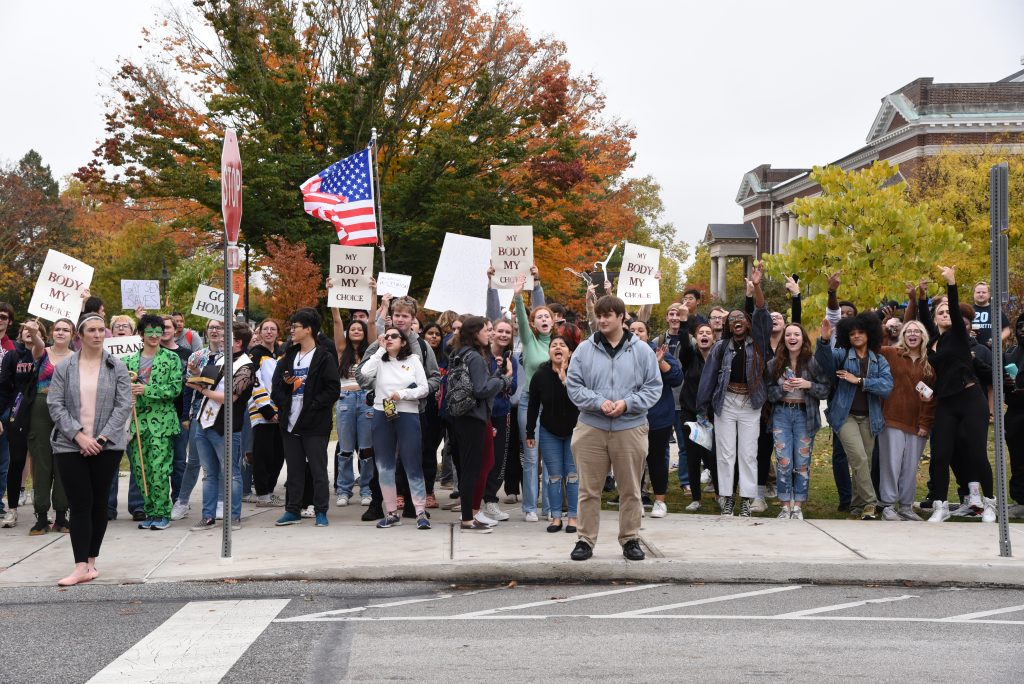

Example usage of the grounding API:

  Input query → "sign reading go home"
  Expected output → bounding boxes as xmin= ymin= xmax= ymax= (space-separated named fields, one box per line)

xmin=616 ymin=242 xmax=660 ymax=305
xmin=191 ymin=285 xmax=240 ymax=320
xmin=490 ymin=225 xmax=533 ymax=290
xmin=328 ymin=245 xmax=373 ymax=309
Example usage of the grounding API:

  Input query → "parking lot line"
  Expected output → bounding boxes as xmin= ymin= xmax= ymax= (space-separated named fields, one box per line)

xmin=774 ymin=594 xmax=918 ymax=618
xmin=605 ymin=585 xmax=803 ymax=617
xmin=452 ymin=583 xmax=667 ymax=618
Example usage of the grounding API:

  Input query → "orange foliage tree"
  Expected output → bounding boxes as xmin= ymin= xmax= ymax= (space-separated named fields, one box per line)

xmin=261 ymin=237 xmax=326 ymax=321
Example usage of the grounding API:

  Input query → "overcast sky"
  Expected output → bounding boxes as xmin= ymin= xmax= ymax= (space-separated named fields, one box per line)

xmin=2 ymin=0 xmax=1022 ymax=260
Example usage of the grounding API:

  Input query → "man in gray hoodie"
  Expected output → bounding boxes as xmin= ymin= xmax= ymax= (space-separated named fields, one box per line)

xmin=566 ymin=295 xmax=662 ymax=561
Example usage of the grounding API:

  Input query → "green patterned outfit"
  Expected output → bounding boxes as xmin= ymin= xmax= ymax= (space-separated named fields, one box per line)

xmin=125 ymin=348 xmax=183 ymax=519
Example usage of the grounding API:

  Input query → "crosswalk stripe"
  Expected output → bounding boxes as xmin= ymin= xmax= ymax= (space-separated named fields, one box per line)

xmin=941 ymin=603 xmax=1024 ymax=621
xmin=87 ymin=599 xmax=288 ymax=684
xmin=453 ymin=583 xmax=667 ymax=618
xmin=604 ymin=585 xmax=802 ymax=617
xmin=276 ymin=594 xmax=455 ymax=622
xmin=774 ymin=594 xmax=918 ymax=618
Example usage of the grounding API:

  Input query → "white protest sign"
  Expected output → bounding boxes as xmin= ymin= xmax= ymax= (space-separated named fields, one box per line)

xmin=191 ymin=285 xmax=240 ymax=320
xmin=424 ymin=233 xmax=490 ymax=316
xmin=617 ymin=242 xmax=661 ymax=305
xmin=490 ymin=225 xmax=533 ymax=290
xmin=375 ymin=272 xmax=411 ymax=298
xmin=103 ymin=335 xmax=144 ymax=359
xmin=328 ymin=245 xmax=374 ymax=309
xmin=120 ymin=280 xmax=161 ymax=310
xmin=27 ymin=250 xmax=94 ymax=322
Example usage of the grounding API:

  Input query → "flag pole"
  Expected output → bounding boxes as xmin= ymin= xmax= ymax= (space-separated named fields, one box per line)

xmin=370 ymin=127 xmax=386 ymax=272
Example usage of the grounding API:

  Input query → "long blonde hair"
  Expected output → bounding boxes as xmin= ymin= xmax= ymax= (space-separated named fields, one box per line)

xmin=894 ymin=320 xmax=932 ymax=373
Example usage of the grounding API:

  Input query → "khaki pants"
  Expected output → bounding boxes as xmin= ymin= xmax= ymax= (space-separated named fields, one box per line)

xmin=572 ymin=422 xmax=648 ymax=548
xmin=837 ymin=415 xmax=877 ymax=515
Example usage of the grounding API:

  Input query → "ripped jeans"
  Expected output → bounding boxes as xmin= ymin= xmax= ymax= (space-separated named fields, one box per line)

xmin=538 ymin=425 xmax=577 ymax=519
xmin=772 ymin=404 xmax=814 ymax=503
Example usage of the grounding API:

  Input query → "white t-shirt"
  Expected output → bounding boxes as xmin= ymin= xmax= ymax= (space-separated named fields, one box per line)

xmin=287 ymin=349 xmax=314 ymax=432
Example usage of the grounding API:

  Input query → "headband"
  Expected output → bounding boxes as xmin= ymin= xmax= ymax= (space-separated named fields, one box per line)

xmin=77 ymin=314 xmax=105 ymax=333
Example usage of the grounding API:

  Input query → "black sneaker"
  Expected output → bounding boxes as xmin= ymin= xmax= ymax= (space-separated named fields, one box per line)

xmin=361 ymin=507 xmax=384 ymax=522
xmin=641 ymin=493 xmax=654 ymax=508
xmin=837 ymin=502 xmax=851 ymax=513
xmin=29 ymin=516 xmax=50 ymax=536
xmin=570 ymin=540 xmax=593 ymax=561
xmin=622 ymin=539 xmax=645 ymax=561
xmin=132 ymin=510 xmax=148 ymax=522
xmin=603 ymin=476 xmax=616 ymax=493
xmin=721 ymin=496 xmax=735 ymax=516
xmin=915 ymin=497 xmax=934 ymax=512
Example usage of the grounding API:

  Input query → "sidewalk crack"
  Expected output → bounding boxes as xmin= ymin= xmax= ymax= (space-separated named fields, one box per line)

xmin=804 ymin=520 xmax=868 ymax=559
xmin=1 ymin=535 xmax=65 ymax=572
xmin=639 ymin=535 xmax=665 ymax=558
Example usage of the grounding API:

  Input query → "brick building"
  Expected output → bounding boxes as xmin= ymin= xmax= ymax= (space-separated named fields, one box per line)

xmin=735 ymin=68 xmax=1024 ymax=259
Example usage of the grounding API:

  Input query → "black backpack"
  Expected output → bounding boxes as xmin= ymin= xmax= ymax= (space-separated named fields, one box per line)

xmin=445 ymin=349 xmax=477 ymax=417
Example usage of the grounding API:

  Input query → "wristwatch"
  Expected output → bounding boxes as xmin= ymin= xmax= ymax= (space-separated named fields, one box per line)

xmin=96 ymin=435 xmax=109 ymax=447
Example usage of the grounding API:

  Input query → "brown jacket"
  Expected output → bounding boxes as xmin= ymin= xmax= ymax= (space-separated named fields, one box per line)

xmin=879 ymin=347 xmax=936 ymax=434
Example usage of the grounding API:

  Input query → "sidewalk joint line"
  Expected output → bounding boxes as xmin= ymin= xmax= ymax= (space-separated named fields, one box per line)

xmin=3 ymin=534 xmax=65 ymax=571
xmin=143 ymin=531 xmax=192 ymax=581
xmin=804 ymin=520 xmax=868 ymax=559
xmin=448 ymin=523 xmax=454 ymax=560
xmin=639 ymin=535 xmax=664 ymax=558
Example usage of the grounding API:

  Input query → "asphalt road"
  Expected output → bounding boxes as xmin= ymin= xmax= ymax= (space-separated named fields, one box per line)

xmin=2 ymin=580 xmax=1023 ymax=683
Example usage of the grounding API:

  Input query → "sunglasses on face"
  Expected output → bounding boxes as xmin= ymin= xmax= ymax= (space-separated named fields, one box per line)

xmin=143 ymin=327 xmax=164 ymax=336
xmin=383 ymin=333 xmax=401 ymax=340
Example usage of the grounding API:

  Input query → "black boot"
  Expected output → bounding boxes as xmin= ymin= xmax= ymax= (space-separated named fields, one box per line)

xmin=52 ymin=511 xmax=70 ymax=534
xmin=29 ymin=513 xmax=50 ymax=536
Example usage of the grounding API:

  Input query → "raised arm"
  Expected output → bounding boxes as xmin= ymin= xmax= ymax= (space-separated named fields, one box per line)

xmin=785 ymin=275 xmax=801 ymax=325
xmin=529 ymin=264 xmax=545 ymax=306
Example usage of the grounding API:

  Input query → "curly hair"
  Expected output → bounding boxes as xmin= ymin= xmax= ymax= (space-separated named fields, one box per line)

xmin=836 ymin=312 xmax=883 ymax=353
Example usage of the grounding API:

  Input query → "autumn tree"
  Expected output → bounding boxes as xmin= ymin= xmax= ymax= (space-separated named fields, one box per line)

xmin=87 ymin=220 xmax=181 ymax=311
xmin=765 ymin=161 xmax=966 ymax=319
xmin=261 ymin=237 xmax=326 ymax=322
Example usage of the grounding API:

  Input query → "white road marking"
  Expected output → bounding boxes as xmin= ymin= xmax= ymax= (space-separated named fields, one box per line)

xmin=452 ymin=583 xmax=667 ymax=618
xmin=276 ymin=594 xmax=454 ymax=622
xmin=941 ymin=603 xmax=1024 ymax=621
xmin=604 ymin=585 xmax=802 ymax=617
xmin=774 ymin=594 xmax=918 ymax=618
xmin=263 ymin=613 xmax=1024 ymax=625
xmin=88 ymin=599 xmax=288 ymax=684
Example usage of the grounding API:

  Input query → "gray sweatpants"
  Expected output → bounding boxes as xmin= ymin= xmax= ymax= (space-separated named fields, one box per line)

xmin=877 ymin=426 xmax=926 ymax=507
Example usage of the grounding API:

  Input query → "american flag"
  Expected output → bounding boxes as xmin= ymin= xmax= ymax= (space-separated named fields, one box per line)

xmin=300 ymin=147 xmax=379 ymax=245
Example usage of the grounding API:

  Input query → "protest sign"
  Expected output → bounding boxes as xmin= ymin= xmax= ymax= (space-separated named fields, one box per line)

xmin=27 ymin=250 xmax=94 ymax=322
xmin=425 ymin=233 xmax=490 ymax=316
xmin=103 ymin=335 xmax=144 ymax=359
xmin=490 ymin=225 xmax=533 ymax=290
xmin=616 ymin=242 xmax=660 ymax=305
xmin=191 ymin=285 xmax=240 ymax=320
xmin=121 ymin=280 xmax=161 ymax=310
xmin=375 ymin=272 xmax=412 ymax=298
xmin=328 ymin=245 xmax=374 ymax=309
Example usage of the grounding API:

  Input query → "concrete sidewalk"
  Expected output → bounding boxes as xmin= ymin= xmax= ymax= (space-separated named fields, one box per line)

xmin=2 ymin=493 xmax=1022 ymax=588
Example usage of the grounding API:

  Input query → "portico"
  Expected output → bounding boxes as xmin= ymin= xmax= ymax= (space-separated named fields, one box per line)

xmin=704 ymin=223 xmax=759 ymax=301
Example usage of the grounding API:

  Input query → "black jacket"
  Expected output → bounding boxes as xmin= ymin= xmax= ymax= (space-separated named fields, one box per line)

xmin=271 ymin=344 xmax=341 ymax=437
xmin=0 ymin=343 xmax=36 ymax=428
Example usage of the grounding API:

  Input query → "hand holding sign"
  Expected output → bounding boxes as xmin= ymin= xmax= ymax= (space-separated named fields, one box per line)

xmin=27 ymin=250 xmax=94 ymax=322
xmin=490 ymin=225 xmax=533 ymax=290
xmin=328 ymin=245 xmax=374 ymax=309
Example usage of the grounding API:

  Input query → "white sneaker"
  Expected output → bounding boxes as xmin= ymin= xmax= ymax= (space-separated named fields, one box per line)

xmin=700 ymin=469 xmax=711 ymax=485
xmin=483 ymin=502 xmax=510 ymax=521
xmin=523 ymin=511 xmax=539 ymax=522
xmin=336 ymin=495 xmax=349 ymax=507
xmin=791 ymin=507 xmax=804 ymax=520
xmin=475 ymin=511 xmax=498 ymax=527
xmin=750 ymin=498 xmax=767 ymax=513
xmin=650 ymin=501 xmax=668 ymax=518
xmin=685 ymin=500 xmax=701 ymax=512
xmin=170 ymin=502 xmax=190 ymax=521
xmin=880 ymin=505 xmax=902 ymax=521
xmin=2 ymin=509 xmax=16 ymax=528
xmin=982 ymin=497 xmax=997 ymax=523
xmin=777 ymin=508 xmax=791 ymax=520
xmin=215 ymin=502 xmax=224 ymax=520
xmin=242 ymin=493 xmax=258 ymax=504
xmin=301 ymin=505 xmax=315 ymax=518
xmin=967 ymin=481 xmax=983 ymax=509
xmin=927 ymin=501 xmax=950 ymax=523
xmin=360 ymin=496 xmax=372 ymax=506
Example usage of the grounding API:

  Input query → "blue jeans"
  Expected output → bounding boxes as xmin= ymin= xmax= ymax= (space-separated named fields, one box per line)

xmin=336 ymin=391 xmax=374 ymax=497
xmin=107 ymin=453 xmax=145 ymax=517
xmin=372 ymin=412 xmax=426 ymax=514
xmin=539 ymin=426 xmax=577 ymax=519
xmin=673 ymin=410 xmax=690 ymax=487
xmin=517 ymin=388 xmax=539 ymax=514
xmin=176 ymin=420 xmax=204 ymax=506
xmin=195 ymin=426 xmax=242 ymax=521
xmin=772 ymin=404 xmax=814 ymax=503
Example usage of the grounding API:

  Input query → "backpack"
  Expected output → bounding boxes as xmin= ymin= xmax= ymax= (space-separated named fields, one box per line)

xmin=444 ymin=348 xmax=477 ymax=418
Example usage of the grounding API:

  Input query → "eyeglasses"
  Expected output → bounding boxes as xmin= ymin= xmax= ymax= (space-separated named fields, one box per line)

xmin=383 ymin=333 xmax=401 ymax=340
xmin=113 ymin=323 xmax=133 ymax=330
xmin=208 ymin=325 xmax=224 ymax=332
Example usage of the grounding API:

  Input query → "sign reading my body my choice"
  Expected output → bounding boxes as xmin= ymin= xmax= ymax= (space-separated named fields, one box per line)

xmin=617 ymin=241 xmax=661 ymax=305
xmin=490 ymin=225 xmax=533 ymax=290
xmin=328 ymin=245 xmax=374 ymax=309
xmin=191 ymin=285 xmax=241 ymax=320
xmin=27 ymin=250 xmax=94 ymax=322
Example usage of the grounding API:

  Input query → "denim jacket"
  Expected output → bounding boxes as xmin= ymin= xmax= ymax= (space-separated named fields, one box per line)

xmin=765 ymin=356 xmax=831 ymax=435
xmin=696 ymin=305 xmax=772 ymax=416
xmin=814 ymin=338 xmax=894 ymax=436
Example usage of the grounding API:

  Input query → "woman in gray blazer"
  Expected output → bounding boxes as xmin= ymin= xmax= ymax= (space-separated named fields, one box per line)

xmin=47 ymin=314 xmax=132 ymax=586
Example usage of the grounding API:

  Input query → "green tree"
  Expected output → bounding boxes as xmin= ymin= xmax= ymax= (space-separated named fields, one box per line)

xmin=166 ymin=251 xmax=220 ymax=331
xmin=87 ymin=220 xmax=181 ymax=312
xmin=766 ymin=161 xmax=966 ymax=320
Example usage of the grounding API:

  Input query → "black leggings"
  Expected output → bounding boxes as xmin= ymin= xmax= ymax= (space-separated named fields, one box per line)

xmin=449 ymin=416 xmax=486 ymax=522
xmin=645 ymin=426 xmax=672 ymax=496
xmin=757 ymin=423 xmax=772 ymax=487
xmin=251 ymin=424 xmax=284 ymax=496
xmin=6 ymin=426 xmax=28 ymax=510
xmin=931 ymin=384 xmax=992 ymax=498
xmin=503 ymin=411 xmax=523 ymax=496
xmin=55 ymin=450 xmax=122 ymax=564
xmin=484 ymin=413 xmax=515 ymax=503
xmin=420 ymin=412 xmax=442 ymax=496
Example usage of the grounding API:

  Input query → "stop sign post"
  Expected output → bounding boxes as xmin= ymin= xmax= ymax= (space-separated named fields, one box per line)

xmin=220 ymin=128 xmax=242 ymax=560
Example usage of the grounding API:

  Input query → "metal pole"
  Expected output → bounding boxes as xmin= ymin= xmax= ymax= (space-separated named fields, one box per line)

xmin=370 ymin=127 xmax=386 ymax=272
xmin=222 ymin=244 xmax=234 ymax=559
xmin=989 ymin=162 xmax=1011 ymax=557
xmin=244 ymin=243 xmax=251 ymax=323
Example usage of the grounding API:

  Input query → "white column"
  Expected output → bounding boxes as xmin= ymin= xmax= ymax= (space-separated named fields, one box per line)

xmin=788 ymin=214 xmax=800 ymax=245
xmin=808 ymin=224 xmax=819 ymax=241
xmin=778 ymin=214 xmax=790 ymax=253
xmin=717 ymin=256 xmax=728 ymax=301
xmin=710 ymin=256 xmax=720 ymax=299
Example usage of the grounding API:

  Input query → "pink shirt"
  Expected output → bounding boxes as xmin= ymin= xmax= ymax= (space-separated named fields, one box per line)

xmin=78 ymin=362 xmax=100 ymax=438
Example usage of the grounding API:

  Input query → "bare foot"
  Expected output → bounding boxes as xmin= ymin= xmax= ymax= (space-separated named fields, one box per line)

xmin=57 ymin=564 xmax=91 ymax=587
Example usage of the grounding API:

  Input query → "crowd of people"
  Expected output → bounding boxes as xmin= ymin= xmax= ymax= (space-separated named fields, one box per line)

xmin=1 ymin=260 xmax=1023 ymax=583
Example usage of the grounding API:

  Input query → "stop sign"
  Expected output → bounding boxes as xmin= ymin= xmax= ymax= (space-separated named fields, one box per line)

xmin=221 ymin=128 xmax=242 ymax=245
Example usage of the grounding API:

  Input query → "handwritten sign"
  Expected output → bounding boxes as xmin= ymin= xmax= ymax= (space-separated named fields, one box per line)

xmin=490 ymin=225 xmax=533 ymax=290
xmin=328 ymin=245 xmax=374 ymax=309
xmin=424 ymin=233 xmax=490 ymax=316
xmin=616 ymin=242 xmax=660 ymax=305
xmin=191 ymin=285 xmax=240 ymax=320
xmin=27 ymin=250 xmax=94 ymax=322
xmin=120 ymin=280 xmax=161 ymax=310
xmin=375 ymin=272 xmax=412 ymax=298
xmin=103 ymin=335 xmax=144 ymax=359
